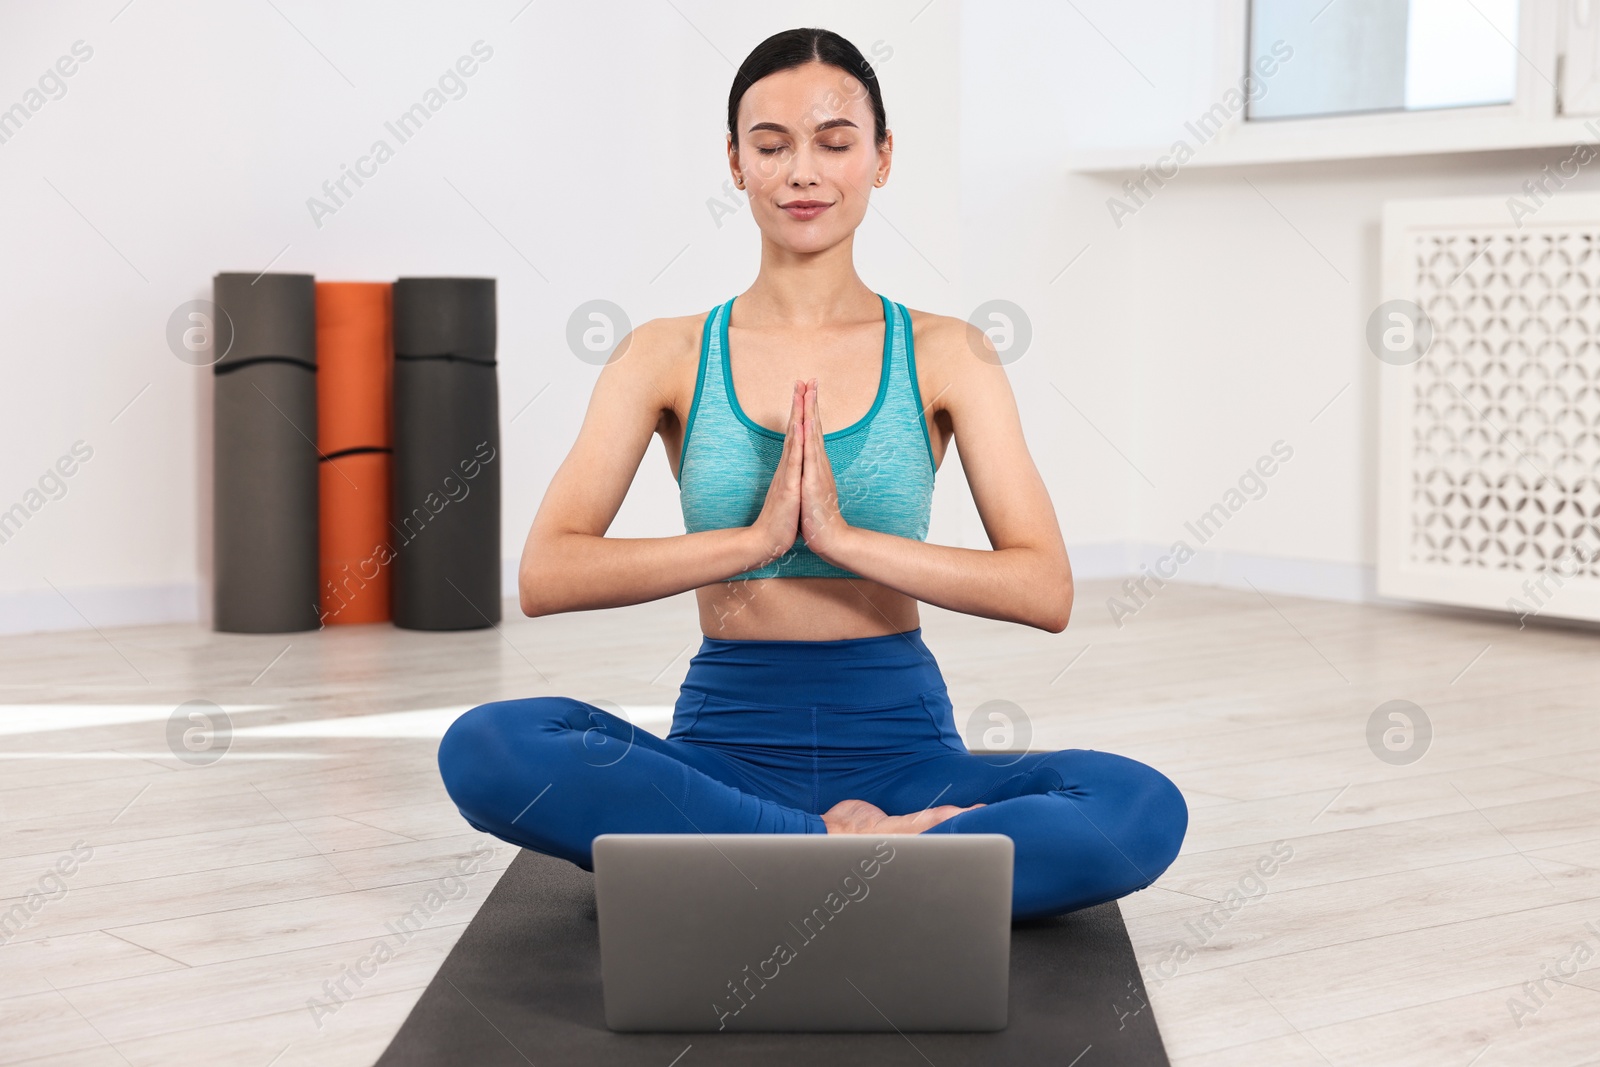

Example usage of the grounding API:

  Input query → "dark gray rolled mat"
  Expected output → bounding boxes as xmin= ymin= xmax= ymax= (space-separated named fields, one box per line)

xmin=375 ymin=849 xmax=1171 ymax=1067
xmin=390 ymin=353 xmax=500 ymax=631
xmin=212 ymin=359 xmax=320 ymax=633
xmin=211 ymin=273 xmax=320 ymax=633
xmin=393 ymin=276 xmax=497 ymax=359
xmin=214 ymin=272 xmax=316 ymax=363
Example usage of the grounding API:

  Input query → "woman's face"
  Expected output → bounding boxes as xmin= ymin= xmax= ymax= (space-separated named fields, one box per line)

xmin=730 ymin=61 xmax=890 ymax=253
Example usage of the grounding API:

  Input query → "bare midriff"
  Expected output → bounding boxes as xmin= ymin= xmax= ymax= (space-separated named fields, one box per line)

xmin=695 ymin=578 xmax=919 ymax=641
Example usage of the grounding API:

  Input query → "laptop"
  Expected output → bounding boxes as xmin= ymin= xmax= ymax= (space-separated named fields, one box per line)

xmin=593 ymin=833 xmax=1013 ymax=1033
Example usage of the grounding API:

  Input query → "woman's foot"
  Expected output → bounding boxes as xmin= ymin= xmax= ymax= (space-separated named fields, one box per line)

xmin=821 ymin=797 xmax=983 ymax=834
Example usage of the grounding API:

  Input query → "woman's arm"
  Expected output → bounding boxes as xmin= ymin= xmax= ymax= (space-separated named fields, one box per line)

xmin=799 ymin=316 xmax=1074 ymax=633
xmin=518 ymin=323 xmax=806 ymax=617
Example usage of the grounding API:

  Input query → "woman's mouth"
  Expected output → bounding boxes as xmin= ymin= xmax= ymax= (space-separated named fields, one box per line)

xmin=780 ymin=201 xmax=832 ymax=221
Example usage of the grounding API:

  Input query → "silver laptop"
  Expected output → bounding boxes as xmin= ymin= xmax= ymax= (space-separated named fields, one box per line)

xmin=593 ymin=833 xmax=1013 ymax=1033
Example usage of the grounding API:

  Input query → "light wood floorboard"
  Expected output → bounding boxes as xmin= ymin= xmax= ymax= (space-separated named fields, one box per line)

xmin=1 ymin=580 xmax=1597 ymax=1065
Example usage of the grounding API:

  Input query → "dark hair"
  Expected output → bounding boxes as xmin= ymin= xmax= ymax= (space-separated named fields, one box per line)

xmin=727 ymin=28 xmax=886 ymax=150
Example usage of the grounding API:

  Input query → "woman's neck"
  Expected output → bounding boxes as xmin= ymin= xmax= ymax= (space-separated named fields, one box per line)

xmin=743 ymin=241 xmax=874 ymax=329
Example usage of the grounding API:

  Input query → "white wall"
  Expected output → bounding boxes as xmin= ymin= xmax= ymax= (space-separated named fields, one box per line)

xmin=0 ymin=0 xmax=960 ymax=632
xmin=969 ymin=0 xmax=1600 ymax=617
xmin=959 ymin=0 xmax=1220 ymax=582
xmin=6 ymin=0 xmax=1590 ymax=634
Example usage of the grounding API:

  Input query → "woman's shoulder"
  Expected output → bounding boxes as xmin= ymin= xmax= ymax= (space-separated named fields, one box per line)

xmin=901 ymin=306 xmax=1001 ymax=367
xmin=597 ymin=312 xmax=714 ymax=420
xmin=899 ymin=306 xmax=1007 ymax=414
xmin=610 ymin=311 xmax=708 ymax=375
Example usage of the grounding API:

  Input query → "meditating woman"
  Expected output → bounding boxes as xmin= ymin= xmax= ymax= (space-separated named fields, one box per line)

xmin=438 ymin=26 xmax=1187 ymax=920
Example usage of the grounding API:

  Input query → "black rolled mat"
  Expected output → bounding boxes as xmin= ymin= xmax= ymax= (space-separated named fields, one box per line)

xmin=391 ymin=277 xmax=500 ymax=631
xmin=212 ymin=272 xmax=320 ymax=634
xmin=216 ymin=271 xmax=317 ymax=364
xmin=393 ymin=276 xmax=497 ymax=359
xmin=376 ymin=849 xmax=1170 ymax=1067
xmin=390 ymin=355 xmax=501 ymax=630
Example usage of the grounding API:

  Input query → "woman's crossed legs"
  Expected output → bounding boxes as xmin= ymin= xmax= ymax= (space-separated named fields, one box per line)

xmin=438 ymin=696 xmax=1187 ymax=920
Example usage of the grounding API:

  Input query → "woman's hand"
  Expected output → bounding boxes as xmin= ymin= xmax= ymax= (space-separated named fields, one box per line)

xmin=746 ymin=379 xmax=806 ymax=566
xmin=798 ymin=379 xmax=854 ymax=563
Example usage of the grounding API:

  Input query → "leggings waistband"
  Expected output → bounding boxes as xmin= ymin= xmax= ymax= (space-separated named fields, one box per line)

xmin=682 ymin=628 xmax=945 ymax=709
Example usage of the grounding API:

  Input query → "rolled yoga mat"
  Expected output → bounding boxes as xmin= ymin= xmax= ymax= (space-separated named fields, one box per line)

xmin=374 ymin=848 xmax=1172 ymax=1066
xmin=212 ymin=272 xmax=320 ymax=633
xmin=391 ymin=277 xmax=501 ymax=631
xmin=316 ymin=281 xmax=393 ymax=625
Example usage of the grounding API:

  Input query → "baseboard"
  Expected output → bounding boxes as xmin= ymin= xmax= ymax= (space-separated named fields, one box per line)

xmin=1062 ymin=541 xmax=1377 ymax=603
xmin=0 ymin=545 xmax=1379 ymax=636
xmin=0 ymin=582 xmax=203 ymax=636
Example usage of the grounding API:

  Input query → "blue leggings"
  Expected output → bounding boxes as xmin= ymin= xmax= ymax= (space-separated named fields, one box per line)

xmin=437 ymin=628 xmax=1187 ymax=921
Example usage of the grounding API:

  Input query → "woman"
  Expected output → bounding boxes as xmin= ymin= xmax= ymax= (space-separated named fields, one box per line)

xmin=438 ymin=27 xmax=1187 ymax=920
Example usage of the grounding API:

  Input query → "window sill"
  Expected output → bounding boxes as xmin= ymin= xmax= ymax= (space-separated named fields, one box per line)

xmin=1067 ymin=111 xmax=1600 ymax=173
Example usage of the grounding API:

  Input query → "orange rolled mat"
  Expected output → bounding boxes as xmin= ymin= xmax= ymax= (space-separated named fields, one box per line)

xmin=319 ymin=452 xmax=392 ymax=624
xmin=316 ymin=282 xmax=393 ymax=625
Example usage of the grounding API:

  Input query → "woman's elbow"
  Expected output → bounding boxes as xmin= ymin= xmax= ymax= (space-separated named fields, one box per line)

xmin=517 ymin=572 xmax=546 ymax=618
xmin=519 ymin=529 xmax=602 ymax=616
xmin=1036 ymin=575 xmax=1074 ymax=633
xmin=518 ymin=557 xmax=563 ymax=618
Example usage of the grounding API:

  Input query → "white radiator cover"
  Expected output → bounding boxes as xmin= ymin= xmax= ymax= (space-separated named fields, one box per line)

xmin=1378 ymin=192 xmax=1600 ymax=624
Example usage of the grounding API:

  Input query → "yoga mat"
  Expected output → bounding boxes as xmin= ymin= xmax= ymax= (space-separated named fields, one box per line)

xmin=318 ymin=452 xmax=391 ymax=624
xmin=393 ymin=276 xmax=496 ymax=358
xmin=212 ymin=272 xmax=320 ymax=633
xmin=316 ymin=281 xmax=393 ymax=625
xmin=391 ymin=277 xmax=500 ymax=631
xmin=375 ymin=849 xmax=1171 ymax=1066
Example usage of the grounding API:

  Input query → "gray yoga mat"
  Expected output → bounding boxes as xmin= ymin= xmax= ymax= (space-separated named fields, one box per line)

xmin=375 ymin=848 xmax=1171 ymax=1066
xmin=391 ymin=277 xmax=501 ymax=631
xmin=211 ymin=272 xmax=320 ymax=633
xmin=393 ymin=276 xmax=496 ymax=358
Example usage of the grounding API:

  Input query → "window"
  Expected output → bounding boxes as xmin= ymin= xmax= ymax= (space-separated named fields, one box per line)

xmin=1247 ymin=0 xmax=1520 ymax=121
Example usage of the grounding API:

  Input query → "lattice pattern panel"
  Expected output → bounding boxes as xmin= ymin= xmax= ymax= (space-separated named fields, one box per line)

xmin=1408 ymin=231 xmax=1600 ymax=577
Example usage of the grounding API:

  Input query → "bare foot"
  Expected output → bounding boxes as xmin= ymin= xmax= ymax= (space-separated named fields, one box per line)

xmin=821 ymin=797 xmax=984 ymax=835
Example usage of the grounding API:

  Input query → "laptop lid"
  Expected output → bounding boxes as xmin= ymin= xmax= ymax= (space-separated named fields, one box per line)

xmin=593 ymin=833 xmax=1013 ymax=1033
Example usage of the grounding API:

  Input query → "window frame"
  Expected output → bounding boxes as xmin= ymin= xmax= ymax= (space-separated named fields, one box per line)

xmin=1067 ymin=1 xmax=1596 ymax=171
xmin=1210 ymin=0 xmax=1557 ymax=161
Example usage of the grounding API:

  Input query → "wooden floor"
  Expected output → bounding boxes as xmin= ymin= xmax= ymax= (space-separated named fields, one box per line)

xmin=2 ymin=579 xmax=1598 ymax=1066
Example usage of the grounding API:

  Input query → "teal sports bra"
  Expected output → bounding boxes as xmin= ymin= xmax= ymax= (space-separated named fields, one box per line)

xmin=677 ymin=293 xmax=936 ymax=580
